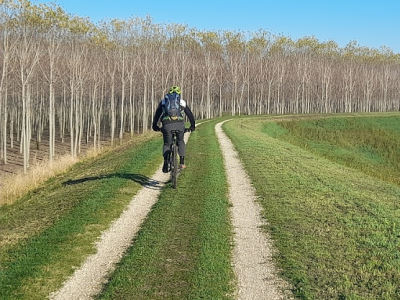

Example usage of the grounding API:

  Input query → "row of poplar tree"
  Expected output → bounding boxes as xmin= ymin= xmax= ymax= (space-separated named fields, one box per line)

xmin=0 ymin=0 xmax=399 ymax=173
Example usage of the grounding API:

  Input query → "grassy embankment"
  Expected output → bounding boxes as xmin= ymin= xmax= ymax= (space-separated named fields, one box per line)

xmin=99 ymin=120 xmax=234 ymax=299
xmin=0 ymin=133 xmax=163 ymax=299
xmin=223 ymin=113 xmax=400 ymax=299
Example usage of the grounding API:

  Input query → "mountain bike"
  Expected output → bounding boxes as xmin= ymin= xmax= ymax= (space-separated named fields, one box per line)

xmin=169 ymin=128 xmax=191 ymax=189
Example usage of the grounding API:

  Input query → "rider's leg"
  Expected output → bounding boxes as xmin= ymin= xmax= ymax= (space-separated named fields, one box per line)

xmin=161 ymin=126 xmax=173 ymax=173
xmin=176 ymin=126 xmax=186 ymax=168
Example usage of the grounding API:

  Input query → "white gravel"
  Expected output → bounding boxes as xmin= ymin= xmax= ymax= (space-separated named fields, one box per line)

xmin=50 ymin=132 xmax=191 ymax=300
xmin=216 ymin=120 xmax=291 ymax=300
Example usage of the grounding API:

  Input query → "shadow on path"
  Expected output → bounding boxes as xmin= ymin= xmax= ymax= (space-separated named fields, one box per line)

xmin=63 ymin=173 xmax=164 ymax=190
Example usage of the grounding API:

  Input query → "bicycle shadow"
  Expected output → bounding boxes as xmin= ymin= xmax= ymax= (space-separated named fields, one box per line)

xmin=63 ymin=173 xmax=164 ymax=190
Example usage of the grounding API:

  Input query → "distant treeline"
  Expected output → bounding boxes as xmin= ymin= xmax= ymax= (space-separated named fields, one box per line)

xmin=0 ymin=0 xmax=399 ymax=172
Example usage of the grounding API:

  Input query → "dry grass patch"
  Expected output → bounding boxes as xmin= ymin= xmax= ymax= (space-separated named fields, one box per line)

xmin=0 ymin=155 xmax=78 ymax=206
xmin=0 ymin=132 xmax=157 ymax=206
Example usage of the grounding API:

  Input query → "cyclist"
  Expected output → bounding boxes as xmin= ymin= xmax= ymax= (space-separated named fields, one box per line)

xmin=152 ymin=86 xmax=195 ymax=173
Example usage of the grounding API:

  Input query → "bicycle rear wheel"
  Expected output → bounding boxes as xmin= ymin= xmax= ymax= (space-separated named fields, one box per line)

xmin=171 ymin=143 xmax=178 ymax=188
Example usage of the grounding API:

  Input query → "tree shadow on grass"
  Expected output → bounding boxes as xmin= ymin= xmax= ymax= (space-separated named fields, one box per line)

xmin=63 ymin=173 xmax=164 ymax=190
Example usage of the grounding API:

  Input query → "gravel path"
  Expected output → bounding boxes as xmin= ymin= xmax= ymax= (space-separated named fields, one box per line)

xmin=216 ymin=120 xmax=290 ymax=300
xmin=50 ymin=132 xmax=191 ymax=300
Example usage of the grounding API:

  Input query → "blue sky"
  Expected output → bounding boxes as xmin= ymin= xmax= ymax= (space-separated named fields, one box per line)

xmin=33 ymin=0 xmax=400 ymax=53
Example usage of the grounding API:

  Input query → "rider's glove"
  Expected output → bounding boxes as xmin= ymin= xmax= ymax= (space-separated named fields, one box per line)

xmin=152 ymin=124 xmax=160 ymax=132
xmin=190 ymin=125 xmax=195 ymax=132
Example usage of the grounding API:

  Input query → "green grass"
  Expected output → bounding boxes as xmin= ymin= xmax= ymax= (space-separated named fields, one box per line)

xmin=99 ymin=120 xmax=234 ymax=300
xmin=263 ymin=115 xmax=400 ymax=186
xmin=224 ymin=114 xmax=400 ymax=299
xmin=0 ymin=134 xmax=163 ymax=299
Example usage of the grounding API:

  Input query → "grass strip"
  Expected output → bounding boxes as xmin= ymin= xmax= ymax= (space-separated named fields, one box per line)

xmin=99 ymin=120 xmax=234 ymax=299
xmin=224 ymin=116 xmax=400 ymax=299
xmin=0 ymin=134 xmax=163 ymax=299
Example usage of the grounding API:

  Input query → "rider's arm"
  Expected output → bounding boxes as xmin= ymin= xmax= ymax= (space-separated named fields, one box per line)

xmin=152 ymin=102 xmax=163 ymax=127
xmin=184 ymin=106 xmax=195 ymax=128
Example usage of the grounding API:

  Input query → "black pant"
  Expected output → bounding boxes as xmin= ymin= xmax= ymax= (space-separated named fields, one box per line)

xmin=161 ymin=122 xmax=185 ymax=158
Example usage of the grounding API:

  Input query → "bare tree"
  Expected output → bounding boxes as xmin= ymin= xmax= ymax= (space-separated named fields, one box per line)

xmin=1 ymin=0 xmax=399 ymax=174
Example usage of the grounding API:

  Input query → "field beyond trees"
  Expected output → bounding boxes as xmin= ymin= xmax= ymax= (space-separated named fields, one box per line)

xmin=1 ymin=0 xmax=400 ymax=176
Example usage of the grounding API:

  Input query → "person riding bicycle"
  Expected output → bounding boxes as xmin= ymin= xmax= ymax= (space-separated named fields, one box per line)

xmin=152 ymin=86 xmax=195 ymax=173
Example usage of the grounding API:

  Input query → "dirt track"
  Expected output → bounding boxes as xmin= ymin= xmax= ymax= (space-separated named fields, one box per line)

xmin=50 ymin=120 xmax=289 ymax=299
xmin=50 ymin=133 xmax=191 ymax=299
xmin=216 ymin=120 xmax=290 ymax=300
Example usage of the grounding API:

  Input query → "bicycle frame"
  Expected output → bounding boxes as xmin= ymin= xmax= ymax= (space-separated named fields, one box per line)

xmin=169 ymin=128 xmax=190 ymax=189
xmin=170 ymin=131 xmax=179 ymax=188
